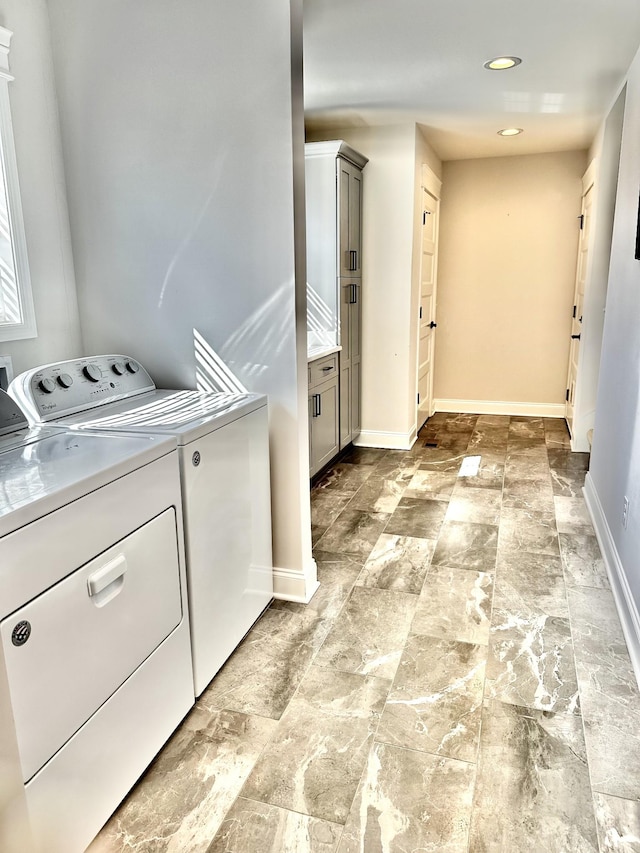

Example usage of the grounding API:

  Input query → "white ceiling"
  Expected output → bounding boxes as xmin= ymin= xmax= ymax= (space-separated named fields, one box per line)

xmin=303 ymin=0 xmax=640 ymax=160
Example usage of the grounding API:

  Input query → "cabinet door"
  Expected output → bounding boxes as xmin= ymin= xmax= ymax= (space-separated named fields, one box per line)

xmin=339 ymin=280 xmax=362 ymax=448
xmin=350 ymin=283 xmax=362 ymax=440
xmin=338 ymin=159 xmax=363 ymax=277
xmin=310 ymin=380 xmax=340 ymax=474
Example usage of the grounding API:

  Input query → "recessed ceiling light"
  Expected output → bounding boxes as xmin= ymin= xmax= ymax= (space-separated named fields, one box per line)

xmin=497 ymin=127 xmax=524 ymax=137
xmin=484 ymin=56 xmax=522 ymax=71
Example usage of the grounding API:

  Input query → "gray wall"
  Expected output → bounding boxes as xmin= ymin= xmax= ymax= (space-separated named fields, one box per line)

xmin=588 ymin=44 xmax=640 ymax=677
xmin=47 ymin=0 xmax=314 ymax=589
xmin=0 ymin=0 xmax=82 ymax=375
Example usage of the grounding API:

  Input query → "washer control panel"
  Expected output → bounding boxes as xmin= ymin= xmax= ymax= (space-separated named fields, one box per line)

xmin=10 ymin=356 xmax=156 ymax=423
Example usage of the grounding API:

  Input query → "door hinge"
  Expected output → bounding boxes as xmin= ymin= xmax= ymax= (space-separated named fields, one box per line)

xmin=578 ymin=214 xmax=584 ymax=230
xmin=417 ymin=392 xmax=420 ymax=404
xmin=572 ymin=305 xmax=577 ymax=318
xmin=566 ymin=389 xmax=570 ymax=402
xmin=419 ymin=306 xmax=422 ymax=319
xmin=422 ymin=210 xmax=431 ymax=225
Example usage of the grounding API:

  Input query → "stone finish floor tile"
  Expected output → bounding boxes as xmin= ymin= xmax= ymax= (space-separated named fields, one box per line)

xmin=314 ymin=586 xmax=418 ymax=679
xmin=315 ymin=508 xmax=390 ymax=558
xmin=200 ymin=609 xmax=330 ymax=719
xmin=348 ymin=472 xmax=407 ymax=513
xmin=377 ymin=634 xmax=486 ymax=761
xmin=337 ymin=742 xmax=475 ymax=852
xmin=311 ymin=492 xmax=352 ymax=544
xmin=498 ymin=507 xmax=559 ymax=556
xmin=273 ymin=552 xmax=363 ymax=620
xmin=384 ymin=496 xmax=447 ymax=539
xmin=92 ymin=415 xmax=640 ymax=852
xmin=88 ymin=708 xmax=277 ymax=853
xmin=559 ymin=532 xmax=609 ymax=589
xmin=554 ymin=495 xmax=594 ymax=533
xmin=494 ymin=551 xmax=568 ymax=618
xmin=567 ymin=587 xmax=640 ymax=800
xmin=207 ymin=799 xmax=343 ymax=853
xmin=445 ymin=486 xmax=502 ymax=525
xmin=551 ymin=466 xmax=587 ymax=497
xmin=486 ymin=607 xmax=580 ymax=714
xmin=502 ymin=476 xmax=556 ymax=512
xmin=593 ymin=793 xmax=640 ymax=852
xmin=240 ymin=666 xmax=389 ymax=825
xmin=432 ymin=519 xmax=499 ymax=573
xmin=314 ymin=462 xmax=374 ymax=494
xmin=416 ymin=449 xmax=466 ymax=472
xmin=411 ymin=565 xmax=493 ymax=645
xmin=339 ymin=446 xmax=388 ymax=466
xmin=403 ymin=469 xmax=458 ymax=500
xmin=356 ymin=533 xmax=435 ymax=594
xmin=454 ymin=451 xmax=505 ymax=490
xmin=469 ymin=699 xmax=599 ymax=853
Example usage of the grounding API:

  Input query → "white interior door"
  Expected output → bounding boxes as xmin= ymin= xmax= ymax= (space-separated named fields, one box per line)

xmin=565 ymin=178 xmax=594 ymax=435
xmin=417 ymin=182 xmax=440 ymax=427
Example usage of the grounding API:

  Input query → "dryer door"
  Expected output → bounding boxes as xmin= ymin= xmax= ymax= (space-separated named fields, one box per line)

xmin=1 ymin=507 xmax=183 ymax=782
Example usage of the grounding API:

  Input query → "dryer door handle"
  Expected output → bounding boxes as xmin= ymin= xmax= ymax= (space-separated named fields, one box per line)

xmin=87 ymin=555 xmax=127 ymax=597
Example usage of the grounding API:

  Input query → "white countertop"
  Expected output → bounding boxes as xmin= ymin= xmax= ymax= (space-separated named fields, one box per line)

xmin=307 ymin=344 xmax=342 ymax=363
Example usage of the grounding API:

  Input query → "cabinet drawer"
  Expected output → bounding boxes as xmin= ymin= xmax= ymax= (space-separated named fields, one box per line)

xmin=309 ymin=354 xmax=338 ymax=388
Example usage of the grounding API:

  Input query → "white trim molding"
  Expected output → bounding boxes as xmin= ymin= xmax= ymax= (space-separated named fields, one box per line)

xmin=434 ymin=398 xmax=566 ymax=418
xmin=355 ymin=428 xmax=417 ymax=451
xmin=272 ymin=558 xmax=319 ymax=603
xmin=584 ymin=473 xmax=640 ymax=689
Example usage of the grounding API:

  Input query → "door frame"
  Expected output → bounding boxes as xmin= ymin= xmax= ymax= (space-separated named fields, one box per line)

xmin=565 ymin=158 xmax=597 ymax=448
xmin=416 ymin=164 xmax=442 ymax=430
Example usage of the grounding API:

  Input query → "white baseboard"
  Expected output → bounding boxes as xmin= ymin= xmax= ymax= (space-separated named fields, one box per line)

xmin=354 ymin=428 xmax=416 ymax=451
xmin=272 ymin=558 xmax=319 ymax=603
xmin=434 ymin=398 xmax=566 ymax=418
xmin=583 ymin=473 xmax=640 ymax=689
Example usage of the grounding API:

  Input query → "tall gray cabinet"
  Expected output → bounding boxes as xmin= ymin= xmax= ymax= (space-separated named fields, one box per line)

xmin=305 ymin=141 xmax=367 ymax=455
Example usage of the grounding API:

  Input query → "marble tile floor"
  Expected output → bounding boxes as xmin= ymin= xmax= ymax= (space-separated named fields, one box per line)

xmin=89 ymin=414 xmax=640 ymax=853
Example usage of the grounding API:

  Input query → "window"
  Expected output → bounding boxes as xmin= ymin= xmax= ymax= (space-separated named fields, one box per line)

xmin=0 ymin=26 xmax=36 ymax=341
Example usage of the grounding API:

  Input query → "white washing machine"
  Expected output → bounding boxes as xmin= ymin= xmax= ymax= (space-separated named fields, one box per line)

xmin=11 ymin=355 xmax=274 ymax=697
xmin=0 ymin=388 xmax=194 ymax=853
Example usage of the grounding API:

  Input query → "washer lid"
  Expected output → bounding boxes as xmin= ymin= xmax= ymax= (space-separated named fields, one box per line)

xmin=0 ymin=431 xmax=177 ymax=537
xmin=56 ymin=389 xmax=267 ymax=444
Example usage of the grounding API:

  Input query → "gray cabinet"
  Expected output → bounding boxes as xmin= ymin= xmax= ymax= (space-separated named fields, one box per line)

xmin=308 ymin=353 xmax=339 ymax=476
xmin=339 ymin=279 xmax=362 ymax=447
xmin=305 ymin=141 xmax=367 ymax=453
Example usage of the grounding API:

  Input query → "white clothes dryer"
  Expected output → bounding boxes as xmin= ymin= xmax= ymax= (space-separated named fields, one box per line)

xmin=0 ymin=389 xmax=194 ymax=853
xmin=11 ymin=355 xmax=274 ymax=697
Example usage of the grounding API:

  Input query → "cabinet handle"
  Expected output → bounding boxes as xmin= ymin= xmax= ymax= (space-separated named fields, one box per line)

xmin=316 ymin=393 xmax=321 ymax=416
xmin=349 ymin=284 xmax=358 ymax=304
xmin=349 ymin=250 xmax=357 ymax=271
xmin=312 ymin=393 xmax=322 ymax=417
xmin=322 ymin=365 xmax=334 ymax=372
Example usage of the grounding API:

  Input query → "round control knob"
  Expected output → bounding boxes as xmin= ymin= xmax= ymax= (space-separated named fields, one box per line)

xmin=38 ymin=377 xmax=56 ymax=394
xmin=57 ymin=373 xmax=73 ymax=389
xmin=112 ymin=362 xmax=126 ymax=376
xmin=126 ymin=361 xmax=139 ymax=374
xmin=83 ymin=364 xmax=102 ymax=382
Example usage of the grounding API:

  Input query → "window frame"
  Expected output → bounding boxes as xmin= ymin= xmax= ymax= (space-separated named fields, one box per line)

xmin=0 ymin=26 xmax=36 ymax=342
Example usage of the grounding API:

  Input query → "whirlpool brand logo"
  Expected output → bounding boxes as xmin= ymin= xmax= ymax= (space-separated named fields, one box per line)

xmin=42 ymin=403 xmax=57 ymax=411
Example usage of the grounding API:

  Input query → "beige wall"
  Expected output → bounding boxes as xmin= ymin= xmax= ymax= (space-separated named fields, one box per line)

xmin=435 ymin=150 xmax=587 ymax=407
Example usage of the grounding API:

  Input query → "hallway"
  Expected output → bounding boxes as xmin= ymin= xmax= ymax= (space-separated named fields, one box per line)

xmin=90 ymin=414 xmax=640 ymax=852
